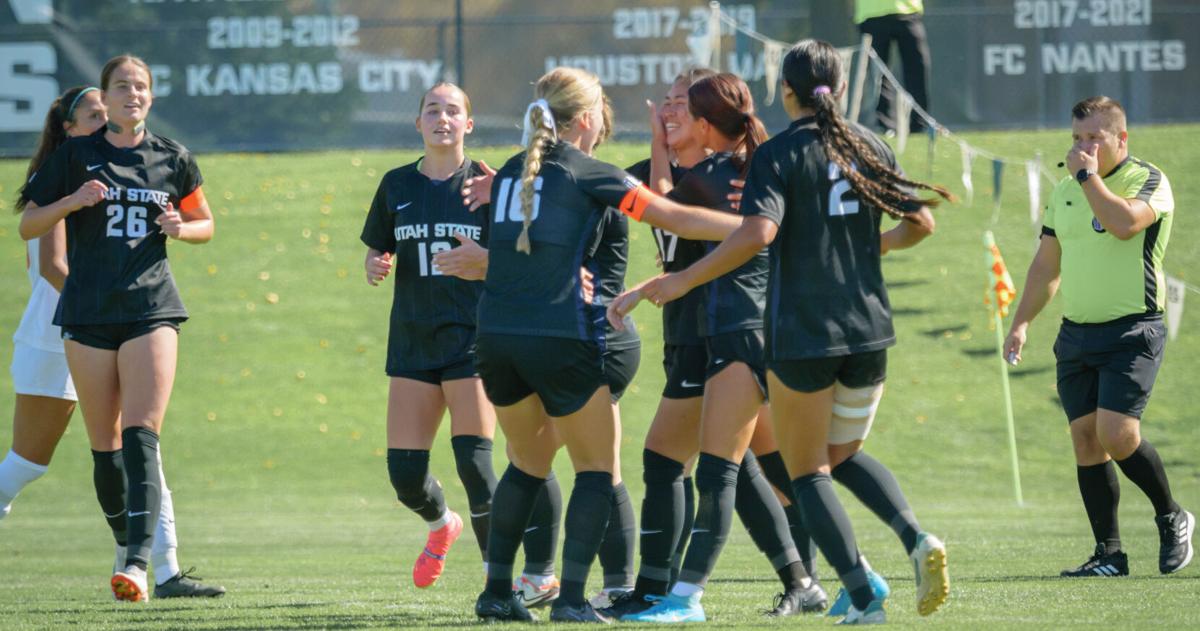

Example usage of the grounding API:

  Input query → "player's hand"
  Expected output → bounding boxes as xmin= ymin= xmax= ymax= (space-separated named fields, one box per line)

xmin=727 ymin=178 xmax=745 ymax=210
xmin=607 ymin=288 xmax=643 ymax=330
xmin=1003 ymin=324 xmax=1026 ymax=366
xmin=640 ymin=273 xmax=689 ymax=308
xmin=155 ymin=202 xmax=184 ymax=238
xmin=581 ymin=267 xmax=595 ymax=304
xmin=365 ymin=251 xmax=393 ymax=286
xmin=433 ymin=232 xmax=488 ymax=280
xmin=655 ymin=252 xmax=664 ymax=269
xmin=1066 ymin=143 xmax=1099 ymax=175
xmin=67 ymin=179 xmax=108 ymax=212
xmin=647 ymin=99 xmax=668 ymax=151
xmin=462 ymin=160 xmax=496 ymax=212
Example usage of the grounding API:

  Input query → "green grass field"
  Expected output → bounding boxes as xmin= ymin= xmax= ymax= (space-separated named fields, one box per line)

xmin=1 ymin=126 xmax=1197 ymax=630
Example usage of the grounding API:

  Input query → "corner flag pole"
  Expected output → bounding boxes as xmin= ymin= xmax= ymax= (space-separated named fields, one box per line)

xmin=984 ymin=231 xmax=1024 ymax=506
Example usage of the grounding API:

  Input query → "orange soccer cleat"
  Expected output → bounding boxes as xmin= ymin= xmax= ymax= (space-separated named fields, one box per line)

xmin=413 ymin=511 xmax=463 ymax=588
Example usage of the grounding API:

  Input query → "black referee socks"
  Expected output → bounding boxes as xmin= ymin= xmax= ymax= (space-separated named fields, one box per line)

xmin=486 ymin=464 xmax=545 ymax=598
xmin=91 ymin=449 xmax=127 ymax=547
xmin=677 ymin=453 xmax=740 ymax=587
xmin=121 ymin=427 xmax=161 ymax=570
xmin=1116 ymin=440 xmax=1181 ymax=517
xmin=832 ymin=451 xmax=921 ymax=555
xmin=735 ymin=451 xmax=802 ymax=575
xmin=636 ymin=449 xmax=685 ymax=596
xmin=450 ymin=435 xmax=497 ymax=559
xmin=386 ymin=449 xmax=446 ymax=522
xmin=522 ymin=471 xmax=562 ymax=576
xmin=560 ymin=471 xmax=614 ymax=606
xmin=1077 ymin=461 xmax=1122 ymax=554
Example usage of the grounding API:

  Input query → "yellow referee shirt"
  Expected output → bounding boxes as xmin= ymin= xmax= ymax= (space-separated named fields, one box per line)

xmin=1043 ymin=156 xmax=1174 ymax=324
xmin=855 ymin=0 xmax=924 ymax=24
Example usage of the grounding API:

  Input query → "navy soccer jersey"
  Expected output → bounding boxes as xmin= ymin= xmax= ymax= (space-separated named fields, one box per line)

xmin=25 ymin=128 xmax=200 ymax=326
xmin=478 ymin=141 xmax=639 ymax=342
xmin=627 ymin=158 xmax=706 ymax=346
xmin=667 ymin=152 xmax=768 ymax=336
xmin=360 ymin=158 xmax=490 ymax=372
xmin=740 ymin=116 xmax=915 ymax=360
xmin=588 ymin=207 xmax=641 ymax=351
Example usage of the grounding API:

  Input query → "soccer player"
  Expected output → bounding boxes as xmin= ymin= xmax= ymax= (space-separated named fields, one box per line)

xmin=19 ymin=55 xmax=216 ymax=602
xmin=5 ymin=85 xmax=223 ymax=599
xmin=469 ymin=66 xmax=740 ymax=623
xmin=360 ymin=83 xmax=502 ymax=589
xmin=629 ymin=40 xmax=953 ymax=624
xmin=1005 ymin=96 xmax=1193 ymax=577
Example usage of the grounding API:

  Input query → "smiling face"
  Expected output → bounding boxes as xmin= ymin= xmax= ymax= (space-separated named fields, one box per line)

xmin=416 ymin=84 xmax=473 ymax=150
xmin=662 ymin=79 xmax=698 ymax=152
xmin=65 ymin=90 xmax=107 ymax=137
xmin=102 ymin=61 xmax=153 ymax=129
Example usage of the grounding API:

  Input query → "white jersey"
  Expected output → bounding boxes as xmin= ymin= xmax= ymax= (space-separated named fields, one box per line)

xmin=13 ymin=239 xmax=66 ymax=354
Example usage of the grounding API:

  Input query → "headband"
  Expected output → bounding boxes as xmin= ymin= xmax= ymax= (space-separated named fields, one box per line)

xmin=520 ymin=99 xmax=558 ymax=147
xmin=66 ymin=87 xmax=99 ymax=121
xmin=812 ymin=85 xmax=832 ymax=96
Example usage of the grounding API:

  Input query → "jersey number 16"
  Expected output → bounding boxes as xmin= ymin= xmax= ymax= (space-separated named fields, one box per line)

xmin=494 ymin=177 xmax=543 ymax=224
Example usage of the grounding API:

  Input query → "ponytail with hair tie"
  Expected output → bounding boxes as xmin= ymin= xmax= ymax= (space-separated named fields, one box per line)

xmin=812 ymin=85 xmax=832 ymax=96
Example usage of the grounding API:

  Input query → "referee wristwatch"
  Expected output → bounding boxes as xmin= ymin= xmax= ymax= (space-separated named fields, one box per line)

xmin=1075 ymin=168 xmax=1097 ymax=184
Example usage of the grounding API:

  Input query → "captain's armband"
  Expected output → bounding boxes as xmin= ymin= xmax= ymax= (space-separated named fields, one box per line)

xmin=618 ymin=184 xmax=657 ymax=222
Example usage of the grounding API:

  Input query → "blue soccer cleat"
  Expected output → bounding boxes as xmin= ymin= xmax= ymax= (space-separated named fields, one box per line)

xmin=623 ymin=591 xmax=706 ymax=623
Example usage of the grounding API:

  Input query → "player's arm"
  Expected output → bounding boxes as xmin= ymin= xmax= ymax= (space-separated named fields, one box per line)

xmin=1068 ymin=146 xmax=1156 ymax=239
xmin=38 ymin=220 xmax=70 ymax=292
xmin=19 ymin=180 xmax=108 ymax=240
xmin=1003 ymin=234 xmax=1062 ymax=363
xmin=158 ymin=187 xmax=214 ymax=243
xmin=880 ymin=206 xmax=936 ymax=254
xmin=618 ymin=184 xmax=743 ymax=242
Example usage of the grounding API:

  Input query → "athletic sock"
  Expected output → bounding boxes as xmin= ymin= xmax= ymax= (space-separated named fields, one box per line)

xmin=91 ymin=449 xmax=127 ymax=546
xmin=522 ymin=471 xmax=561 ymax=576
xmin=1116 ymin=440 xmax=1181 ymax=516
xmin=450 ymin=435 xmax=497 ymax=559
xmin=1077 ymin=461 xmax=1122 ymax=554
xmin=560 ymin=471 xmax=614 ymax=606
xmin=598 ymin=481 xmax=636 ymax=590
xmin=757 ymin=450 xmax=818 ymax=577
xmin=150 ymin=452 xmax=181 ymax=584
xmin=486 ymin=464 xmax=545 ymax=598
xmin=677 ymin=453 xmax=739 ymax=588
xmin=792 ymin=472 xmax=872 ymax=611
xmin=671 ymin=475 xmax=696 ymax=585
xmin=121 ymin=427 xmax=162 ymax=571
xmin=735 ymin=451 xmax=802 ymax=577
xmin=635 ymin=449 xmax=685 ymax=596
xmin=832 ymin=451 xmax=921 ymax=555
xmin=0 ymin=449 xmax=48 ymax=515
xmin=386 ymin=449 xmax=447 ymax=523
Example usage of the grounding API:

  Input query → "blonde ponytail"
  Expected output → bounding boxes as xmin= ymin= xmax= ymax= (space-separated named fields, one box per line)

xmin=517 ymin=104 xmax=553 ymax=253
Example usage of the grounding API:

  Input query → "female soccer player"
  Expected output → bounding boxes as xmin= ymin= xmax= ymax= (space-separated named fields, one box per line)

xmin=631 ymin=40 xmax=953 ymax=624
xmin=19 ymin=55 xmax=215 ymax=603
xmin=360 ymin=83 xmax=500 ymax=589
xmin=5 ymin=85 xmax=223 ymax=599
xmin=470 ymin=66 xmax=740 ymax=623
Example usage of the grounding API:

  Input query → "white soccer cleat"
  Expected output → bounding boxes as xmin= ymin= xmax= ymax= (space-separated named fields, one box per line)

xmin=112 ymin=565 xmax=149 ymax=602
xmin=910 ymin=532 xmax=949 ymax=616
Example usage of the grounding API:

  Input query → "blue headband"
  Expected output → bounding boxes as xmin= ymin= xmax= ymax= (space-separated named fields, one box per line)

xmin=65 ymin=87 xmax=99 ymax=121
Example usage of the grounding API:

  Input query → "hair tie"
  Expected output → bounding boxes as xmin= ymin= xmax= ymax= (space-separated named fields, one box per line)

xmin=65 ymin=86 xmax=99 ymax=121
xmin=520 ymin=99 xmax=558 ymax=147
xmin=812 ymin=85 xmax=832 ymax=96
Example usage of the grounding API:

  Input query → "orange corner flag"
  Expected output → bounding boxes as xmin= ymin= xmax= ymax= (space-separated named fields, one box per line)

xmin=984 ymin=231 xmax=1017 ymax=318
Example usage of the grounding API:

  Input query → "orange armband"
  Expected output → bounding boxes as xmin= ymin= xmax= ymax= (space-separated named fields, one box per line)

xmin=618 ymin=184 xmax=655 ymax=222
xmin=179 ymin=186 xmax=207 ymax=212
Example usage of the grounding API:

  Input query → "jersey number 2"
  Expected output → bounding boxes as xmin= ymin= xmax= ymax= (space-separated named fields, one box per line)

xmin=827 ymin=163 xmax=860 ymax=217
xmin=494 ymin=176 xmax=542 ymax=223
xmin=105 ymin=204 xmax=148 ymax=238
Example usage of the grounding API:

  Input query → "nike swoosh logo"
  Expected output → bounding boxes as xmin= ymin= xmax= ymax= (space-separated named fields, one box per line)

xmin=87 ymin=164 xmax=104 ymax=171
xmin=103 ymin=510 xmax=126 ymax=519
xmin=690 ymin=528 xmax=710 ymax=534
xmin=639 ymin=529 xmax=663 ymax=535
xmin=524 ymin=526 xmax=538 ymax=533
xmin=680 ymin=380 xmax=703 ymax=388
xmin=129 ymin=511 xmax=151 ymax=517
xmin=396 ymin=202 xmax=412 ymax=211
xmin=470 ymin=511 xmax=490 ymax=518
xmin=712 ymin=358 xmax=726 ymax=365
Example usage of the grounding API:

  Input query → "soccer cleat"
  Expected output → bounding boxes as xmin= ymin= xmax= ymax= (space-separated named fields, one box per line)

xmin=838 ymin=599 xmax=886 ymax=625
xmin=153 ymin=567 xmax=226 ymax=598
xmin=765 ymin=580 xmax=828 ymax=616
xmin=597 ymin=590 xmax=662 ymax=620
xmin=910 ymin=532 xmax=949 ymax=616
xmin=111 ymin=566 xmax=149 ymax=602
xmin=549 ymin=600 xmax=612 ymax=623
xmin=1155 ymin=509 xmax=1195 ymax=574
xmin=588 ymin=587 xmax=630 ymax=609
xmin=623 ymin=591 xmax=706 ymax=623
xmin=1060 ymin=543 xmax=1129 ymax=577
xmin=828 ymin=569 xmax=890 ymax=617
xmin=413 ymin=511 xmax=463 ymax=588
xmin=513 ymin=574 xmax=560 ymax=608
xmin=475 ymin=590 xmax=536 ymax=622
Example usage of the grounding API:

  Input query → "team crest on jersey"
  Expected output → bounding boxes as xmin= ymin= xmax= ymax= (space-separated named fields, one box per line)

xmin=1092 ymin=217 xmax=1106 ymax=233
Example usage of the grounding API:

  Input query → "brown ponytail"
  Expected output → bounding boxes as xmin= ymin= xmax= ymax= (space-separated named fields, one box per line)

xmin=15 ymin=85 xmax=94 ymax=212
xmin=687 ymin=73 xmax=766 ymax=175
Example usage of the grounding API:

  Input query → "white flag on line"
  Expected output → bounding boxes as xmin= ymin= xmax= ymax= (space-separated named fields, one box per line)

xmin=895 ymin=92 xmax=912 ymax=155
xmin=959 ymin=141 xmax=974 ymax=206
xmin=762 ymin=40 xmax=785 ymax=106
xmin=1166 ymin=275 xmax=1185 ymax=341
xmin=1025 ymin=159 xmax=1041 ymax=226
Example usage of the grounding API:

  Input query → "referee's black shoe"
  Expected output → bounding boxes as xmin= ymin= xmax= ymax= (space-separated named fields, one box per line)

xmin=1060 ymin=543 xmax=1128 ymax=577
xmin=1155 ymin=509 xmax=1195 ymax=574
xmin=765 ymin=581 xmax=828 ymax=616
xmin=476 ymin=590 xmax=536 ymax=622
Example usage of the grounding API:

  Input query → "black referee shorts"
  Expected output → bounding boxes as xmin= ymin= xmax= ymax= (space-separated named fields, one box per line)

xmin=604 ymin=344 xmax=641 ymax=402
xmin=662 ymin=344 xmax=707 ymax=399
xmin=705 ymin=329 xmax=767 ymax=396
xmin=475 ymin=333 xmax=606 ymax=417
xmin=1054 ymin=315 xmax=1166 ymax=422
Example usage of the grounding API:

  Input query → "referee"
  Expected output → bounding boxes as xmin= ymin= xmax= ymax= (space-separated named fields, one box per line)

xmin=1005 ymin=96 xmax=1193 ymax=577
xmin=855 ymin=0 xmax=930 ymax=132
